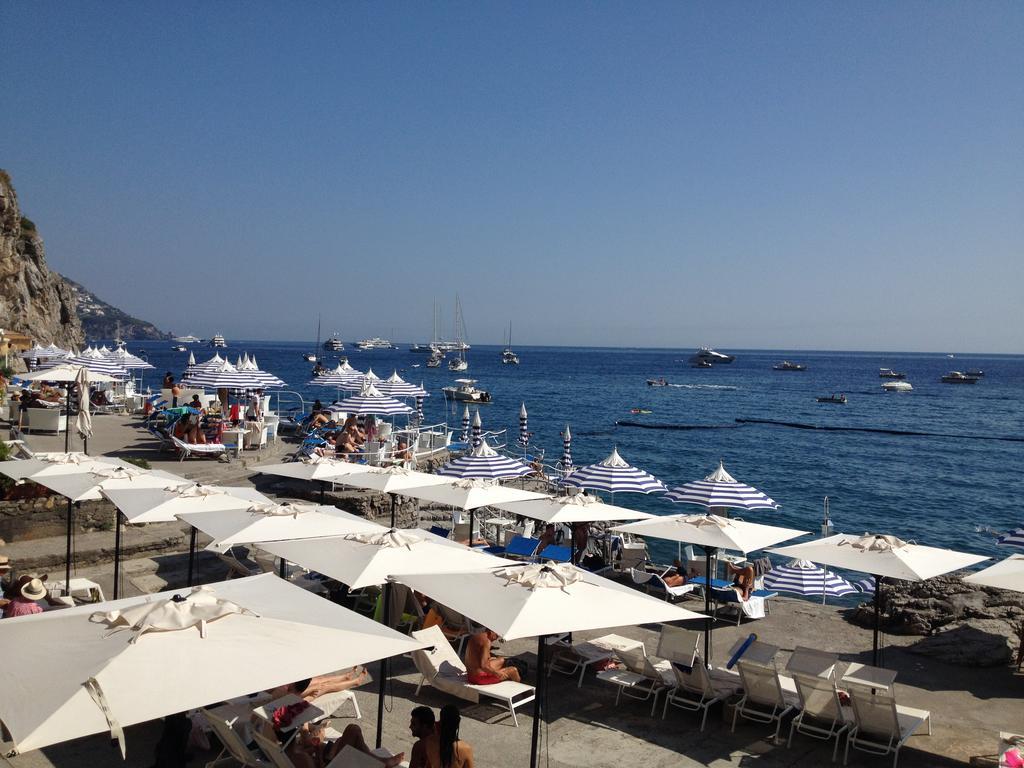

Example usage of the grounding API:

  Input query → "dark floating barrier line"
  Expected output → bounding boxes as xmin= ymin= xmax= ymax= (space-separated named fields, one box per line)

xmin=735 ymin=418 xmax=1024 ymax=443
xmin=615 ymin=420 xmax=741 ymax=431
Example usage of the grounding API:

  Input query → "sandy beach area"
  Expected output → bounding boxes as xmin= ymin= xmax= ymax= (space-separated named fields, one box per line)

xmin=2 ymin=414 xmax=1021 ymax=768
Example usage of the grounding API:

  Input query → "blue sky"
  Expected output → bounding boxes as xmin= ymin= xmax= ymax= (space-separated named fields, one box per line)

xmin=2 ymin=2 xmax=1021 ymax=351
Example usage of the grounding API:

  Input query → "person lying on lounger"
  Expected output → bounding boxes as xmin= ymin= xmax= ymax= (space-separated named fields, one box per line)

xmin=663 ymin=558 xmax=687 ymax=587
xmin=267 ymin=667 xmax=371 ymax=702
xmin=727 ymin=561 xmax=756 ymax=601
xmin=465 ymin=629 xmax=521 ymax=684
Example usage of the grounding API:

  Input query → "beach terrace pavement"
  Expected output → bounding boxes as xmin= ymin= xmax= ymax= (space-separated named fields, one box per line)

xmin=3 ymin=415 xmax=1022 ymax=767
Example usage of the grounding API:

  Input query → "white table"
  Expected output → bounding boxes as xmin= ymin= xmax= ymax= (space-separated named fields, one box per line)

xmin=47 ymin=577 xmax=105 ymax=603
xmin=550 ymin=633 xmax=645 ymax=687
xmin=220 ymin=428 xmax=248 ymax=458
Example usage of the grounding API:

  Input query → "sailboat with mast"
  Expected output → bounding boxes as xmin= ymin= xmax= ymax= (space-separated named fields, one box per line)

xmin=302 ymin=316 xmax=321 ymax=362
xmin=501 ymin=322 xmax=519 ymax=365
xmin=448 ymin=295 xmax=469 ymax=372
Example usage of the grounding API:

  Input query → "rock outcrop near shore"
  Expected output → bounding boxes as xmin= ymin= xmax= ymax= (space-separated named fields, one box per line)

xmin=850 ymin=575 xmax=1024 ymax=666
xmin=0 ymin=170 xmax=85 ymax=359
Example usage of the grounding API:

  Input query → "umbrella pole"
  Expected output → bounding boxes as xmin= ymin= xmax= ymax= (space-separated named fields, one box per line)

xmin=390 ymin=494 xmax=397 ymax=528
xmin=469 ymin=509 xmax=474 ymax=545
xmin=704 ymin=546 xmax=715 ymax=664
xmin=64 ymin=386 xmax=71 ymax=452
xmin=65 ymin=498 xmax=74 ymax=585
xmin=319 ymin=481 xmax=325 ymax=504
xmin=187 ymin=527 xmax=197 ymax=586
xmin=279 ymin=558 xmax=286 ymax=578
xmin=530 ymin=633 xmax=547 ymax=768
xmin=113 ymin=511 xmax=122 ymax=599
xmin=375 ymin=581 xmax=392 ymax=749
xmin=873 ymin=574 xmax=882 ymax=666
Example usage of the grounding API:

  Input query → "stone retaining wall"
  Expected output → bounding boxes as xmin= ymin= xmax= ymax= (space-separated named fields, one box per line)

xmin=0 ymin=497 xmax=116 ymax=541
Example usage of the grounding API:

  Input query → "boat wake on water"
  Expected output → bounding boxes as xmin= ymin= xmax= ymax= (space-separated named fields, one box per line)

xmin=616 ymin=421 xmax=740 ymax=430
xmin=736 ymin=418 xmax=1024 ymax=443
xmin=666 ymin=383 xmax=739 ymax=390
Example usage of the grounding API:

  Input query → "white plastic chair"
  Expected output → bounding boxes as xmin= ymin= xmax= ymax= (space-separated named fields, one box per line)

xmin=844 ymin=686 xmax=931 ymax=768
xmin=788 ymin=672 xmax=855 ymax=761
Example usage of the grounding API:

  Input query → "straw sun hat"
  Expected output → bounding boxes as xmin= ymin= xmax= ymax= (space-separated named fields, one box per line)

xmin=20 ymin=577 xmax=47 ymax=601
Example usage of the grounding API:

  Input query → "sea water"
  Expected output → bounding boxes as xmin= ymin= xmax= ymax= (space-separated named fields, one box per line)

xmin=132 ymin=341 xmax=1023 ymax=562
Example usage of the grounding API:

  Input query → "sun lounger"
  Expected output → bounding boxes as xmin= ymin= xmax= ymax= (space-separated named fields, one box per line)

xmin=428 ymin=525 xmax=450 ymax=539
xmin=410 ymin=625 xmax=536 ymax=727
xmin=710 ymin=585 xmax=776 ymax=624
xmin=629 ymin=568 xmax=697 ymax=602
xmin=661 ymin=653 xmax=741 ymax=731
xmin=548 ymin=632 xmax=645 ymax=687
xmin=732 ymin=641 xmax=801 ymax=740
xmin=171 ymin=435 xmax=227 ymax=461
xmin=844 ymin=685 xmax=931 ymax=768
xmin=326 ymin=745 xmax=408 ymax=768
xmin=202 ymin=707 xmax=269 ymax=767
xmin=503 ymin=535 xmax=542 ymax=560
xmin=788 ymin=671 xmax=856 ymax=761
xmin=539 ymin=544 xmax=571 ymax=562
xmin=597 ymin=645 xmax=675 ymax=716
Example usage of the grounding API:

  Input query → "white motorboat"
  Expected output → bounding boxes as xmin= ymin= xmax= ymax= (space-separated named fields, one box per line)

xmin=688 ymin=347 xmax=735 ymax=364
xmin=426 ymin=351 xmax=444 ymax=368
xmin=879 ymin=368 xmax=907 ymax=379
xmin=442 ymin=378 xmax=492 ymax=403
xmin=323 ymin=334 xmax=345 ymax=352
xmin=941 ymin=371 xmax=979 ymax=384
xmin=209 ymin=334 xmax=227 ymax=348
xmin=882 ymin=380 xmax=913 ymax=392
xmin=355 ymin=337 xmax=395 ymax=350
xmin=171 ymin=344 xmax=187 ymax=352
xmin=773 ymin=360 xmax=806 ymax=371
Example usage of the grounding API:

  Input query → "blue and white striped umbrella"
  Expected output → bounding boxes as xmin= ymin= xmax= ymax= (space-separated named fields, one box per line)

xmin=437 ymin=440 xmax=533 ymax=480
xmin=763 ymin=559 xmax=858 ymax=604
xmin=470 ymin=411 xmax=482 ymax=450
xmin=180 ymin=359 xmax=268 ymax=390
xmin=413 ymin=395 xmax=425 ymax=427
xmin=58 ymin=353 xmax=129 ymax=380
xmin=853 ymin=577 xmax=876 ymax=594
xmin=309 ymin=361 xmax=367 ymax=388
xmin=375 ymin=371 xmax=429 ymax=399
xmin=103 ymin=347 xmax=154 ymax=370
xmin=563 ymin=447 xmax=666 ymax=495
xmin=332 ymin=383 xmax=413 ymax=416
xmin=518 ymin=403 xmax=530 ymax=448
xmin=560 ymin=424 xmax=573 ymax=477
xmin=460 ymin=406 xmax=470 ymax=443
xmin=997 ymin=527 xmax=1024 ymax=548
xmin=235 ymin=354 xmax=286 ymax=388
xmin=665 ymin=460 xmax=779 ymax=512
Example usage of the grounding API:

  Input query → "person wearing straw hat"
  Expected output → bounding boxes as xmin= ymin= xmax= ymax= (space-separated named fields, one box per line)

xmin=1 ymin=575 xmax=63 ymax=618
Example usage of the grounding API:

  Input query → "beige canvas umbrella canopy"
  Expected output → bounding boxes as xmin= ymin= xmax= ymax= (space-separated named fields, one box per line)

xmin=0 ymin=575 xmax=425 ymax=757
xmin=770 ymin=532 xmax=988 ymax=664
xmin=963 ymin=554 xmax=1024 ymax=592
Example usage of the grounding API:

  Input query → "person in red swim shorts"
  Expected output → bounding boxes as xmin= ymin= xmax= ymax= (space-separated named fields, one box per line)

xmin=464 ymin=628 xmax=521 ymax=684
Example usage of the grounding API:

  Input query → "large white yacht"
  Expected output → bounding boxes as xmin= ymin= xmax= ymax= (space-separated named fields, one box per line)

xmin=688 ymin=347 xmax=735 ymax=364
xmin=355 ymin=337 xmax=395 ymax=350
xmin=208 ymin=333 xmax=227 ymax=348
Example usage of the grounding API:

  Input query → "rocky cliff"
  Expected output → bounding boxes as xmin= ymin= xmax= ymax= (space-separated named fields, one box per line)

xmin=63 ymin=277 xmax=170 ymax=341
xmin=0 ymin=170 xmax=85 ymax=357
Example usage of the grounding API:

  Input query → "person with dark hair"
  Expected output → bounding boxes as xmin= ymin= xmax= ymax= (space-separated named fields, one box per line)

xmin=407 ymin=706 xmax=436 ymax=768
xmin=424 ymin=704 xmax=474 ymax=768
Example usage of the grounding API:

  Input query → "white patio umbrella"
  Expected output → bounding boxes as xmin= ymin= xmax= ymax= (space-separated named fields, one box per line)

xmin=176 ymin=500 xmax=382 ymax=551
xmin=259 ymin=527 xmax=509 ymax=747
xmin=769 ymin=533 xmax=988 ymax=664
xmin=331 ymin=465 xmax=451 ymax=527
xmin=16 ymin=365 xmax=120 ymax=452
xmin=963 ymin=554 xmax=1024 ymax=592
xmin=30 ymin=466 xmax=191 ymax=503
xmin=391 ymin=561 xmax=705 ymax=768
xmin=0 ymin=574 xmax=425 ymax=757
xmin=562 ymin=447 xmax=666 ymax=496
xmin=613 ymin=513 xmax=807 ymax=662
xmin=400 ymin=479 xmax=549 ymax=546
xmin=74 ymin=366 xmax=93 ymax=446
xmin=664 ymin=459 xmax=779 ymax=515
xmin=253 ymin=456 xmax=380 ymax=502
xmin=102 ymin=484 xmax=275 ymax=596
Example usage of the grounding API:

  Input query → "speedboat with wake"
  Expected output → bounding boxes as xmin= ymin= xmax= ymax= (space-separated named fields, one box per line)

xmin=773 ymin=361 xmax=806 ymax=371
xmin=689 ymin=347 xmax=735 ymax=365
xmin=647 ymin=378 xmax=669 ymax=387
xmin=882 ymin=380 xmax=913 ymax=392
xmin=879 ymin=368 xmax=906 ymax=379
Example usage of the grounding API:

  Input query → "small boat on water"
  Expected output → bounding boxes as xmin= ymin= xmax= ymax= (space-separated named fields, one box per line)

xmin=171 ymin=344 xmax=187 ymax=352
xmin=882 ymin=380 xmax=913 ymax=392
xmin=817 ymin=394 xmax=847 ymax=404
xmin=630 ymin=408 xmax=652 ymax=414
xmin=692 ymin=360 xmax=713 ymax=369
xmin=409 ymin=343 xmax=433 ymax=353
xmin=426 ymin=350 xmax=444 ymax=368
xmin=501 ymin=322 xmax=519 ymax=365
xmin=647 ymin=378 xmax=669 ymax=387
xmin=879 ymin=368 xmax=906 ymax=379
xmin=941 ymin=371 xmax=979 ymax=384
xmin=689 ymin=347 xmax=735 ymax=365
xmin=209 ymin=333 xmax=227 ymax=348
xmin=773 ymin=361 xmax=806 ymax=371
xmin=448 ymin=295 xmax=469 ymax=372
xmin=443 ymin=378 xmax=492 ymax=403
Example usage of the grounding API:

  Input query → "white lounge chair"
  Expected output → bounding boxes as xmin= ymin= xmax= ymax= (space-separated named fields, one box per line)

xmin=661 ymin=654 xmax=741 ymax=731
xmin=410 ymin=625 xmax=536 ymax=727
xmin=171 ymin=435 xmax=227 ymax=461
xmin=597 ymin=645 xmax=675 ymax=716
xmin=629 ymin=568 xmax=697 ymax=602
xmin=844 ymin=686 xmax=931 ymax=768
xmin=326 ymin=745 xmax=408 ymax=768
xmin=202 ymin=707 xmax=269 ymax=767
xmin=788 ymin=672 xmax=856 ymax=761
xmin=731 ymin=642 xmax=800 ymax=740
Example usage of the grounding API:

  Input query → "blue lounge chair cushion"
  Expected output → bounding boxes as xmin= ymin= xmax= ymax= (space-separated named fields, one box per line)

xmin=539 ymin=544 xmax=571 ymax=562
xmin=503 ymin=536 xmax=541 ymax=558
